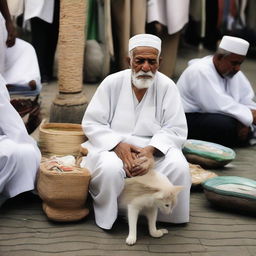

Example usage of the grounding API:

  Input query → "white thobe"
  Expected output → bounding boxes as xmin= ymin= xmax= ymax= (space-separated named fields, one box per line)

xmin=0 ymin=14 xmax=41 ymax=95
xmin=147 ymin=0 xmax=189 ymax=34
xmin=177 ymin=56 xmax=256 ymax=127
xmin=5 ymin=38 xmax=41 ymax=95
xmin=81 ymin=69 xmax=191 ymax=229
xmin=7 ymin=0 xmax=54 ymax=23
xmin=24 ymin=0 xmax=55 ymax=23
xmin=0 ymin=75 xmax=41 ymax=199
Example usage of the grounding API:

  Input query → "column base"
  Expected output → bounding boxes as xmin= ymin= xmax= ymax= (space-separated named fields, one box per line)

xmin=50 ymin=91 xmax=88 ymax=123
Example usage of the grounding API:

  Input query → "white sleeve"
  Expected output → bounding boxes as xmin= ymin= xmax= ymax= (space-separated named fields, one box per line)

xmin=235 ymin=72 xmax=256 ymax=110
xmin=82 ymin=77 xmax=124 ymax=151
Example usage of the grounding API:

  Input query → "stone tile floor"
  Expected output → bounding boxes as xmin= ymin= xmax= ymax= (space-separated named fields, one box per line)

xmin=0 ymin=46 xmax=255 ymax=256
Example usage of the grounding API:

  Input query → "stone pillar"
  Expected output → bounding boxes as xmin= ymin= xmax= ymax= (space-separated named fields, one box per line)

xmin=50 ymin=0 xmax=88 ymax=123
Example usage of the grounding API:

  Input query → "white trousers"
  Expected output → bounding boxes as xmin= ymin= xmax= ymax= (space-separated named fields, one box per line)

xmin=81 ymin=148 xmax=191 ymax=229
xmin=0 ymin=138 xmax=41 ymax=198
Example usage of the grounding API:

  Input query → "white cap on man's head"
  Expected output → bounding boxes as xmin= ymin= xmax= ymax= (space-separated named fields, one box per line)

xmin=219 ymin=36 xmax=249 ymax=56
xmin=128 ymin=34 xmax=161 ymax=53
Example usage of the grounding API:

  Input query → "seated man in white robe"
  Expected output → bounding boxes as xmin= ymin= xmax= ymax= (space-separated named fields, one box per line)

xmin=0 ymin=1 xmax=41 ymax=96
xmin=80 ymin=34 xmax=191 ymax=230
xmin=0 ymin=74 xmax=41 ymax=207
xmin=177 ymin=36 xmax=256 ymax=147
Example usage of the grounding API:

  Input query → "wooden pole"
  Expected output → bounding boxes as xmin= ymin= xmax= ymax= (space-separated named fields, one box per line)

xmin=50 ymin=0 xmax=88 ymax=123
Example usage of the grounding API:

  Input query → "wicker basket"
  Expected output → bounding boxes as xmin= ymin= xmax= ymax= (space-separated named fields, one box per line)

xmin=37 ymin=162 xmax=91 ymax=222
xmin=39 ymin=121 xmax=87 ymax=156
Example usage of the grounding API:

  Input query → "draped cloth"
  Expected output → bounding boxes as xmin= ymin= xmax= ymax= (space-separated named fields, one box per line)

xmin=147 ymin=0 xmax=189 ymax=35
xmin=81 ymin=70 xmax=191 ymax=229
xmin=7 ymin=0 xmax=55 ymax=23
xmin=24 ymin=0 xmax=55 ymax=23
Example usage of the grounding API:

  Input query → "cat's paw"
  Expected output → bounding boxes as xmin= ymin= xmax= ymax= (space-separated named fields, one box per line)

xmin=126 ymin=235 xmax=137 ymax=246
xmin=161 ymin=228 xmax=168 ymax=234
xmin=150 ymin=228 xmax=168 ymax=238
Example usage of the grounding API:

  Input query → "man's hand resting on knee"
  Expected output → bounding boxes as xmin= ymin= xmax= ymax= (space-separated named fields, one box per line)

xmin=113 ymin=143 xmax=163 ymax=177
xmin=113 ymin=142 xmax=141 ymax=177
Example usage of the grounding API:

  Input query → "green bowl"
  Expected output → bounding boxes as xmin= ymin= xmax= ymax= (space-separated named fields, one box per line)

xmin=202 ymin=176 xmax=256 ymax=213
xmin=183 ymin=139 xmax=236 ymax=168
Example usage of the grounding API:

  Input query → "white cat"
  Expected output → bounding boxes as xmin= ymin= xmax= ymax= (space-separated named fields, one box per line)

xmin=118 ymin=157 xmax=183 ymax=246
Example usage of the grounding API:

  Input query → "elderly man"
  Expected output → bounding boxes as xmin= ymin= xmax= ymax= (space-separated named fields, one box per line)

xmin=177 ymin=36 xmax=256 ymax=146
xmin=0 ymin=74 xmax=41 ymax=207
xmin=81 ymin=34 xmax=191 ymax=230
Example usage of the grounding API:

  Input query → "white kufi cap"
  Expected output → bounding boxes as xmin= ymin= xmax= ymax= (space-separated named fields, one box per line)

xmin=128 ymin=34 xmax=161 ymax=53
xmin=219 ymin=36 xmax=249 ymax=56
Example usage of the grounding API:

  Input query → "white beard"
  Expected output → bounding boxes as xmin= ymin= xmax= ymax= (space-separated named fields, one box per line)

xmin=131 ymin=70 xmax=155 ymax=89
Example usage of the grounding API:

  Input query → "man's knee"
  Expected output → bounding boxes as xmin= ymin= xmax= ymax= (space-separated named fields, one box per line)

xmin=161 ymin=150 xmax=190 ymax=184
xmin=187 ymin=113 xmax=240 ymax=145
xmin=93 ymin=152 xmax=125 ymax=182
xmin=173 ymin=158 xmax=190 ymax=183
xmin=196 ymin=114 xmax=236 ymax=133
xmin=89 ymin=152 xmax=125 ymax=197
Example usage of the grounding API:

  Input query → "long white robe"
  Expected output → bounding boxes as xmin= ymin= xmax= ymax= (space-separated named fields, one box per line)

xmin=81 ymin=69 xmax=191 ymax=229
xmin=0 ymin=13 xmax=41 ymax=95
xmin=0 ymin=74 xmax=41 ymax=200
xmin=4 ymin=38 xmax=41 ymax=95
xmin=24 ymin=0 xmax=55 ymax=23
xmin=177 ymin=56 xmax=256 ymax=127
xmin=7 ymin=0 xmax=54 ymax=23
xmin=147 ymin=0 xmax=189 ymax=35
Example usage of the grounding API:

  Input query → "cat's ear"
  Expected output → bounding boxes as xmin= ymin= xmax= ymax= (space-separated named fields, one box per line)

xmin=172 ymin=186 xmax=184 ymax=195
xmin=154 ymin=190 xmax=165 ymax=199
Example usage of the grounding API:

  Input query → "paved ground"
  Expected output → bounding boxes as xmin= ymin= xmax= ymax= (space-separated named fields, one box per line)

xmin=0 ymin=47 xmax=255 ymax=256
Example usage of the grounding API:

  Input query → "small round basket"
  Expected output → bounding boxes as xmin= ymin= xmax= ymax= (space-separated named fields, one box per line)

xmin=39 ymin=120 xmax=87 ymax=156
xmin=183 ymin=139 xmax=236 ymax=169
xmin=202 ymin=176 xmax=256 ymax=214
xmin=37 ymin=161 xmax=91 ymax=222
